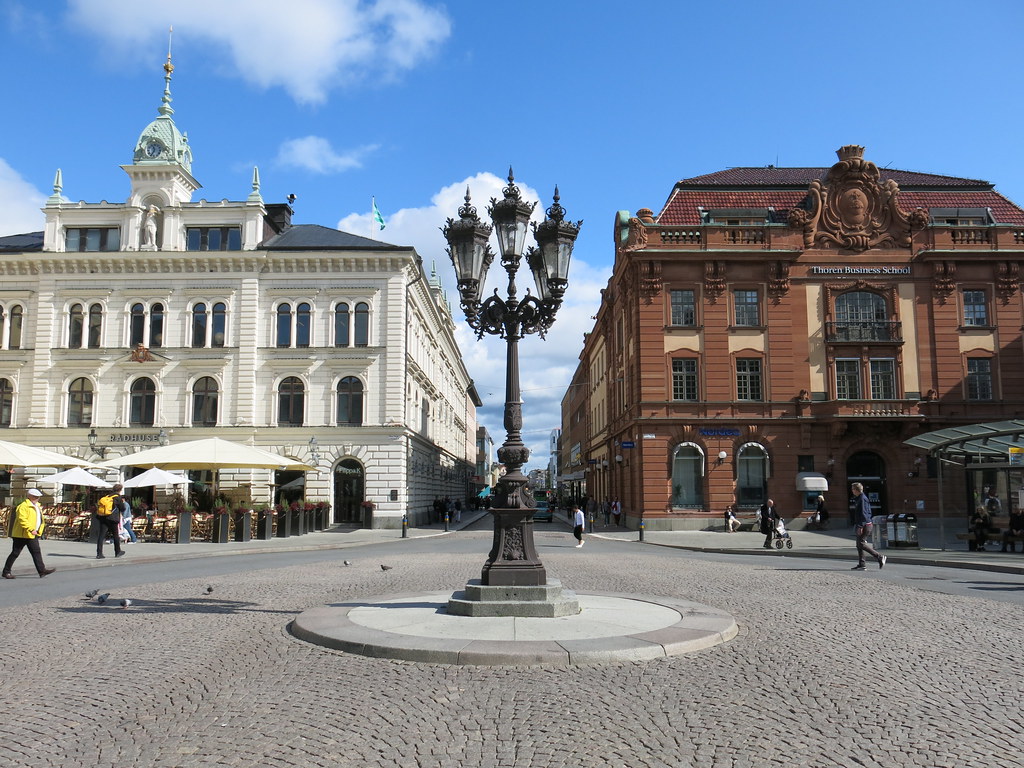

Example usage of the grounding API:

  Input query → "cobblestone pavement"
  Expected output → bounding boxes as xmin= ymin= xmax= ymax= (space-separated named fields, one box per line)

xmin=2 ymin=535 xmax=1022 ymax=768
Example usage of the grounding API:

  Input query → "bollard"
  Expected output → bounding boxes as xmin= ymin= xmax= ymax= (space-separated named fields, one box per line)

xmin=402 ymin=513 xmax=408 ymax=539
xmin=639 ymin=519 xmax=645 ymax=542
xmin=444 ymin=512 xmax=450 ymax=532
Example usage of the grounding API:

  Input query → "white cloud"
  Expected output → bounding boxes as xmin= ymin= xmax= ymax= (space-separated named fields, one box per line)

xmin=66 ymin=0 xmax=451 ymax=104
xmin=0 ymin=159 xmax=47 ymax=236
xmin=339 ymin=174 xmax=610 ymax=471
xmin=276 ymin=136 xmax=378 ymax=174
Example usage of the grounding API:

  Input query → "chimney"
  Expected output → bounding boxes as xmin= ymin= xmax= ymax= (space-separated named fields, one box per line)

xmin=263 ymin=203 xmax=293 ymax=239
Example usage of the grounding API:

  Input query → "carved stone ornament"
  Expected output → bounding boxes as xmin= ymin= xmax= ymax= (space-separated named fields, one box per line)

xmin=791 ymin=145 xmax=915 ymax=252
xmin=704 ymin=261 xmax=726 ymax=301
xmin=639 ymin=259 xmax=662 ymax=299
xmin=932 ymin=261 xmax=956 ymax=302
xmin=996 ymin=261 xmax=1020 ymax=303
xmin=767 ymin=260 xmax=790 ymax=299
xmin=130 ymin=343 xmax=154 ymax=363
xmin=622 ymin=216 xmax=649 ymax=251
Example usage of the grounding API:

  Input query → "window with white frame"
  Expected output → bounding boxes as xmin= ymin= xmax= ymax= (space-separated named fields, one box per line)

xmin=962 ymin=290 xmax=989 ymax=327
xmin=192 ymin=376 xmax=218 ymax=426
xmin=278 ymin=376 xmax=304 ymax=425
xmin=966 ymin=358 xmax=993 ymax=400
xmin=191 ymin=302 xmax=227 ymax=348
xmin=67 ymin=377 xmax=93 ymax=427
xmin=670 ymin=289 xmax=696 ymax=327
xmin=354 ymin=302 xmax=369 ymax=346
xmin=334 ymin=302 xmax=350 ymax=347
xmin=129 ymin=377 xmax=156 ymax=426
xmin=736 ymin=358 xmax=763 ymax=401
xmin=671 ymin=358 xmax=698 ymax=401
xmin=0 ymin=304 xmax=24 ymax=349
xmin=733 ymin=290 xmax=760 ymax=326
xmin=276 ymin=302 xmax=312 ymax=348
xmin=337 ymin=377 xmax=364 ymax=425
xmin=129 ymin=303 xmax=164 ymax=348
xmin=836 ymin=359 xmax=861 ymax=400
xmin=670 ymin=443 xmax=705 ymax=508
xmin=0 ymin=378 xmax=13 ymax=427
xmin=736 ymin=443 xmax=768 ymax=506
xmin=66 ymin=227 xmax=120 ymax=252
xmin=68 ymin=303 xmax=103 ymax=349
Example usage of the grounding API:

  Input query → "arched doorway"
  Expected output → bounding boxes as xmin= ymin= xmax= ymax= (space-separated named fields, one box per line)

xmin=846 ymin=451 xmax=887 ymax=524
xmin=333 ymin=459 xmax=364 ymax=525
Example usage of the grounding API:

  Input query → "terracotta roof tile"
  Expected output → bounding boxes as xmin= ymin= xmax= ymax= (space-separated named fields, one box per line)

xmin=678 ymin=167 xmax=991 ymax=188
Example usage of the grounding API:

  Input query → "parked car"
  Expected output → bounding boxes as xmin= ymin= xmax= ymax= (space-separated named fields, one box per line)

xmin=532 ymin=501 xmax=553 ymax=522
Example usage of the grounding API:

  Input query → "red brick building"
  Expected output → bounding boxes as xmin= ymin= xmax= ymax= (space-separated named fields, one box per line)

xmin=562 ymin=145 xmax=1024 ymax=529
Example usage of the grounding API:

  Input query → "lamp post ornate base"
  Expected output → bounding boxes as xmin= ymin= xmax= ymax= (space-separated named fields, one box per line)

xmin=482 ymin=507 xmax=545 ymax=586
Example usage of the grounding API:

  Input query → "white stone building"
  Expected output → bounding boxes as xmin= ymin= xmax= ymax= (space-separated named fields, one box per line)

xmin=0 ymin=59 xmax=478 ymax=528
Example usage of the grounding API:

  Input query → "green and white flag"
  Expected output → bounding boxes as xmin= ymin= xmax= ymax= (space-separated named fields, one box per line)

xmin=372 ymin=197 xmax=385 ymax=231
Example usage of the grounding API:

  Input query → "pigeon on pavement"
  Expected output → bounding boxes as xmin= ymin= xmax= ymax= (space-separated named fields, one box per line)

xmin=343 ymin=560 xmax=352 ymax=566
xmin=85 ymin=589 xmax=99 ymax=598
xmin=204 ymin=585 xmax=214 ymax=594
xmin=380 ymin=564 xmax=393 ymax=571
xmin=97 ymin=593 xmax=110 ymax=604
xmin=119 ymin=599 xmax=131 ymax=609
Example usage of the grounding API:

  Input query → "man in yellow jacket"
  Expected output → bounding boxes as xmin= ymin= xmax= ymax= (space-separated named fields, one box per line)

xmin=95 ymin=483 xmax=125 ymax=560
xmin=3 ymin=488 xmax=55 ymax=579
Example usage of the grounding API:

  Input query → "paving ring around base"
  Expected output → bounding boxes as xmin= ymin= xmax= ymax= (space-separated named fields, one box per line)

xmin=291 ymin=592 xmax=738 ymax=666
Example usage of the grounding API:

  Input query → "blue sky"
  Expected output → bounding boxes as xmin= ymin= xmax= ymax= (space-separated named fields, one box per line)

xmin=2 ymin=0 xmax=1024 ymax=472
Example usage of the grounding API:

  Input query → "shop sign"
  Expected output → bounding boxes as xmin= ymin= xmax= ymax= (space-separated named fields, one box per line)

xmin=621 ymin=441 xmax=635 ymax=449
xmin=108 ymin=432 xmax=163 ymax=444
xmin=809 ymin=266 xmax=911 ymax=276
xmin=698 ymin=428 xmax=741 ymax=437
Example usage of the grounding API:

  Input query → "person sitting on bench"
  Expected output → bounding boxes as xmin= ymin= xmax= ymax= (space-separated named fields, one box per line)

xmin=969 ymin=505 xmax=991 ymax=551
xmin=1002 ymin=509 xmax=1024 ymax=553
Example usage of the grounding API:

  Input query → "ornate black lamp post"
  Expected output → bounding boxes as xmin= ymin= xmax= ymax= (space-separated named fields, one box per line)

xmin=443 ymin=170 xmax=581 ymax=587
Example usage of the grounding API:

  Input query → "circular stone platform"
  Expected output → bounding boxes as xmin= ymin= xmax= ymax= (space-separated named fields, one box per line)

xmin=291 ymin=591 xmax=738 ymax=666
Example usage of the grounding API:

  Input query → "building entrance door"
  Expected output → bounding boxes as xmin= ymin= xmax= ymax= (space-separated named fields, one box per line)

xmin=846 ymin=451 xmax=887 ymax=524
xmin=333 ymin=459 xmax=364 ymax=525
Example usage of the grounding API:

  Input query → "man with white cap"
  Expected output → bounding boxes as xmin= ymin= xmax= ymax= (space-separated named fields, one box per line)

xmin=3 ymin=488 xmax=55 ymax=579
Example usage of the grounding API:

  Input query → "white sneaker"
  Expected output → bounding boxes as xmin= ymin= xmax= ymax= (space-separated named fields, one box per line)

xmin=575 ymin=542 xmax=583 ymax=548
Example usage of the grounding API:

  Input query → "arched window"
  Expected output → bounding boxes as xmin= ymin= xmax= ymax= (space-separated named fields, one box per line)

xmin=191 ymin=303 xmax=208 ymax=348
xmin=129 ymin=377 xmax=156 ymax=426
xmin=68 ymin=377 xmax=93 ymax=427
xmin=354 ymin=302 xmax=369 ymax=346
xmin=130 ymin=303 xmax=146 ymax=346
xmin=737 ymin=442 xmax=769 ymax=507
xmin=192 ymin=376 xmax=218 ymax=426
xmin=149 ymin=303 xmax=164 ymax=348
xmin=69 ymin=304 xmax=84 ymax=348
xmin=278 ymin=376 xmax=304 ymax=426
xmin=296 ymin=302 xmax=311 ymax=348
xmin=8 ymin=305 xmax=22 ymax=349
xmin=276 ymin=303 xmax=291 ymax=347
xmin=211 ymin=302 xmax=226 ymax=347
xmin=87 ymin=304 xmax=102 ymax=348
xmin=670 ymin=443 xmax=705 ymax=508
xmin=334 ymin=302 xmax=350 ymax=347
xmin=835 ymin=291 xmax=888 ymax=342
xmin=337 ymin=377 xmax=364 ymax=425
xmin=0 ymin=378 xmax=13 ymax=427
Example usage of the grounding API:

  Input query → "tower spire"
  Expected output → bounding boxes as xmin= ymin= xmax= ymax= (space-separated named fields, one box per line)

xmin=159 ymin=26 xmax=174 ymax=117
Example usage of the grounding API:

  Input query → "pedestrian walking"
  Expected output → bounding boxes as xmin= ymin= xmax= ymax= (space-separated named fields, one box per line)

xmin=120 ymin=495 xmax=137 ymax=543
xmin=851 ymin=482 xmax=885 ymax=570
xmin=602 ymin=498 xmax=611 ymax=526
xmin=611 ymin=498 xmax=621 ymax=526
xmin=759 ymin=499 xmax=778 ymax=548
xmin=95 ymin=484 xmax=125 ymax=560
xmin=573 ymin=505 xmax=585 ymax=548
xmin=3 ymin=488 xmax=56 ymax=579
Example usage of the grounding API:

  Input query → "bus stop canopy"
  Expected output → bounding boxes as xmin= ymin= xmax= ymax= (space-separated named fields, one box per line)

xmin=904 ymin=419 xmax=1024 ymax=462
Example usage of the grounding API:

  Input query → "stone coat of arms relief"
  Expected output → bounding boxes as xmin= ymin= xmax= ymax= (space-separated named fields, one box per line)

xmin=788 ymin=145 xmax=927 ymax=252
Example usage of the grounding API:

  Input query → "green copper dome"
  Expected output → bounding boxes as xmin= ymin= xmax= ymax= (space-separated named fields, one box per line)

xmin=132 ymin=54 xmax=192 ymax=172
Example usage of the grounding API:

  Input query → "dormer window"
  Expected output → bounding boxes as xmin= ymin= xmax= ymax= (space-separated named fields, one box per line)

xmin=704 ymin=208 xmax=770 ymax=226
xmin=186 ymin=227 xmax=241 ymax=251
xmin=66 ymin=227 xmax=121 ymax=252
xmin=929 ymin=208 xmax=993 ymax=227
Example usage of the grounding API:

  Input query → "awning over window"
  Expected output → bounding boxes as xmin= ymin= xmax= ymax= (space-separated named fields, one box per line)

xmin=796 ymin=472 xmax=829 ymax=492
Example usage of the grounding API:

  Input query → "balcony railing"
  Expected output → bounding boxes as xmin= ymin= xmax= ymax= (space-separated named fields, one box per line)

xmin=825 ymin=321 xmax=902 ymax=343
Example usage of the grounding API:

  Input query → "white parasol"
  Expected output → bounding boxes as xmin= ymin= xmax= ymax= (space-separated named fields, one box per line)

xmin=44 ymin=466 xmax=112 ymax=488
xmin=122 ymin=467 xmax=191 ymax=489
xmin=0 ymin=439 xmax=102 ymax=469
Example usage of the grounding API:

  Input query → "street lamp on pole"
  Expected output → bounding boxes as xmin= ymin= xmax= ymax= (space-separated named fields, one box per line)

xmin=443 ymin=169 xmax=581 ymax=586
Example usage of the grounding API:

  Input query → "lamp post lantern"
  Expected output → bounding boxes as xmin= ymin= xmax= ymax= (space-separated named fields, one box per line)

xmin=443 ymin=170 xmax=581 ymax=586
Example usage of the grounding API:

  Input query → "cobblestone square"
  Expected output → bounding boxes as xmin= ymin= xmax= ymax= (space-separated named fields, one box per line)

xmin=2 ymin=543 xmax=1021 ymax=767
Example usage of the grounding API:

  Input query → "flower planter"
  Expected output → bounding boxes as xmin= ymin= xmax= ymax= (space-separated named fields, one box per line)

xmin=256 ymin=510 xmax=274 ymax=540
xmin=233 ymin=510 xmax=252 ymax=542
xmin=276 ymin=509 xmax=292 ymax=538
